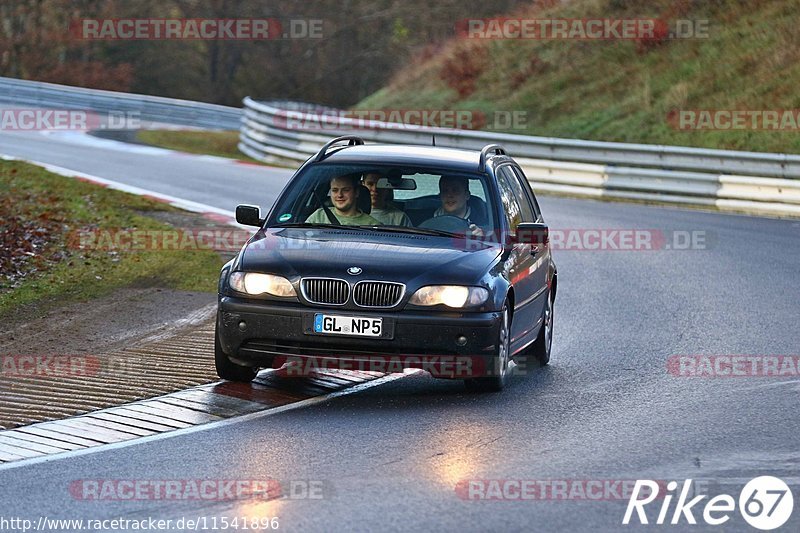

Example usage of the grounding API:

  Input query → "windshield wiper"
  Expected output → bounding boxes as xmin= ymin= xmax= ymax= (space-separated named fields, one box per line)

xmin=272 ymin=222 xmax=352 ymax=229
xmin=359 ymin=225 xmax=459 ymax=238
xmin=272 ymin=223 xmax=460 ymax=238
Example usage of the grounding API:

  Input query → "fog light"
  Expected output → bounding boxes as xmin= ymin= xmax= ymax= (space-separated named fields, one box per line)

xmin=238 ymin=321 xmax=247 ymax=331
xmin=456 ymin=335 xmax=468 ymax=346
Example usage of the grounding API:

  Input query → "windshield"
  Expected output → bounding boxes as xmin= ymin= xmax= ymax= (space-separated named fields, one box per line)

xmin=266 ymin=163 xmax=499 ymax=237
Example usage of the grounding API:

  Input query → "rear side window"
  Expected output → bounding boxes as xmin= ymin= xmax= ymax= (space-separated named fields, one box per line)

xmin=498 ymin=166 xmax=535 ymax=223
xmin=392 ymin=174 xmax=488 ymax=202
xmin=511 ymin=166 xmax=541 ymax=220
xmin=495 ymin=167 xmax=523 ymax=234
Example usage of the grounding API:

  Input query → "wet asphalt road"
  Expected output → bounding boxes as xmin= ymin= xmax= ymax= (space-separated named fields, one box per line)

xmin=0 ymin=130 xmax=799 ymax=532
xmin=0 ymin=130 xmax=288 ymax=211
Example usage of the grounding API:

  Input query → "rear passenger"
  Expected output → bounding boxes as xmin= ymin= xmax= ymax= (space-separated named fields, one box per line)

xmin=362 ymin=172 xmax=413 ymax=226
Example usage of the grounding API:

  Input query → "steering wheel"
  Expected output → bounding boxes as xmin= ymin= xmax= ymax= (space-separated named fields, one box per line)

xmin=419 ymin=215 xmax=470 ymax=233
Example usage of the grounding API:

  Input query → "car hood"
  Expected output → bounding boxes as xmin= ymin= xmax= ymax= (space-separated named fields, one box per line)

xmin=236 ymin=227 xmax=501 ymax=286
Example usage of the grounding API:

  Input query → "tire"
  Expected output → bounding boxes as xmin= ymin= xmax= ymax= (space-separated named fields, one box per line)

xmin=528 ymin=291 xmax=554 ymax=366
xmin=215 ymin=323 xmax=257 ymax=382
xmin=465 ymin=303 xmax=511 ymax=392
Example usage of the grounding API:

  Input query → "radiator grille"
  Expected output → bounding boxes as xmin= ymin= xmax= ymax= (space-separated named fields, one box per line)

xmin=353 ymin=281 xmax=405 ymax=308
xmin=301 ymin=278 xmax=349 ymax=305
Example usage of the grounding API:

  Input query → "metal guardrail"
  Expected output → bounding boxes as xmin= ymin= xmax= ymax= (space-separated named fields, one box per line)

xmin=240 ymin=97 xmax=800 ymax=217
xmin=0 ymin=77 xmax=242 ymax=129
xmin=1 ymin=77 xmax=796 ymax=217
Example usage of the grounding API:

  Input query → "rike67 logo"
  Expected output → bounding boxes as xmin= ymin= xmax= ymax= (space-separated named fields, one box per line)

xmin=623 ymin=477 xmax=794 ymax=530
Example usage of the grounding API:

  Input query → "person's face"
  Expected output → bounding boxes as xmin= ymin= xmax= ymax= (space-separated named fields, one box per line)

xmin=439 ymin=179 xmax=469 ymax=215
xmin=363 ymin=174 xmax=387 ymax=208
xmin=330 ymin=176 xmax=357 ymax=213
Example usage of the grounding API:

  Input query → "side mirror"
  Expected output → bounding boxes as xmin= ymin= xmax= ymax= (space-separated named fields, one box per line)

xmin=514 ymin=222 xmax=549 ymax=247
xmin=236 ymin=204 xmax=263 ymax=227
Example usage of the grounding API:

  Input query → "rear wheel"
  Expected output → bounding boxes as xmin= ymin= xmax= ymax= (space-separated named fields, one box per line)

xmin=465 ymin=303 xmax=510 ymax=392
xmin=215 ymin=323 xmax=257 ymax=382
xmin=529 ymin=291 xmax=554 ymax=366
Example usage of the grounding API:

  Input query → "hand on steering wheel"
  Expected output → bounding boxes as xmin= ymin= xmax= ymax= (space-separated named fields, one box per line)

xmin=468 ymin=224 xmax=484 ymax=237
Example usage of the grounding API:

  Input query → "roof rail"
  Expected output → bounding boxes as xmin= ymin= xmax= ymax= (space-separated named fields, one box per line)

xmin=314 ymin=135 xmax=365 ymax=162
xmin=479 ymin=144 xmax=507 ymax=172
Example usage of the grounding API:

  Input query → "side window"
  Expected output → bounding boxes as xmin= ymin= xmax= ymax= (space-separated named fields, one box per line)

xmin=468 ymin=180 xmax=486 ymax=201
xmin=511 ymin=166 xmax=541 ymax=220
xmin=495 ymin=167 xmax=523 ymax=234
xmin=499 ymin=166 xmax=535 ymax=223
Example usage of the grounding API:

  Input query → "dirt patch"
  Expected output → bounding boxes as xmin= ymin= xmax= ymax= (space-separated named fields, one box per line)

xmin=0 ymin=174 xmax=68 ymax=288
xmin=0 ymin=287 xmax=220 ymax=430
xmin=0 ymin=160 xmax=253 ymax=430
xmin=0 ymin=287 xmax=216 ymax=356
xmin=0 ymin=160 xmax=230 ymax=319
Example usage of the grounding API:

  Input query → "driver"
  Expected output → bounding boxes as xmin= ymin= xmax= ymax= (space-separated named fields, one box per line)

xmin=305 ymin=174 xmax=381 ymax=226
xmin=435 ymin=175 xmax=484 ymax=237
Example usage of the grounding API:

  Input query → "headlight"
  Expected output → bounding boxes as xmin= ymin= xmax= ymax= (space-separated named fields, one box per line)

xmin=229 ymin=272 xmax=296 ymax=297
xmin=408 ymin=285 xmax=489 ymax=308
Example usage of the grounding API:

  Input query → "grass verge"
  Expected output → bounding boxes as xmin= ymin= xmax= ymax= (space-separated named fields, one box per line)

xmin=0 ymin=160 xmax=225 ymax=320
xmin=136 ymin=129 xmax=262 ymax=162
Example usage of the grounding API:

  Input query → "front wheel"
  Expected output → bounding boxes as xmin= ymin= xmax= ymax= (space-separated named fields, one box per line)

xmin=465 ymin=303 xmax=510 ymax=392
xmin=215 ymin=323 xmax=257 ymax=382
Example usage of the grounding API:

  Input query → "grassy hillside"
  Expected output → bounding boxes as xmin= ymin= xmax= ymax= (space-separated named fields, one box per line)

xmin=356 ymin=0 xmax=800 ymax=154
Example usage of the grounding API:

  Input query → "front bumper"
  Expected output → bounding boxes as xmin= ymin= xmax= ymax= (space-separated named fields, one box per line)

xmin=217 ymin=296 xmax=502 ymax=378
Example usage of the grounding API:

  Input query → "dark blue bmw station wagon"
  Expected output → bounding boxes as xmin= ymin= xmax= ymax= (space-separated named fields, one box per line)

xmin=216 ymin=136 xmax=557 ymax=391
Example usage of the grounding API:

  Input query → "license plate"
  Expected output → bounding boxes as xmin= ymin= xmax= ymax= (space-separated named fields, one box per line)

xmin=313 ymin=313 xmax=382 ymax=337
